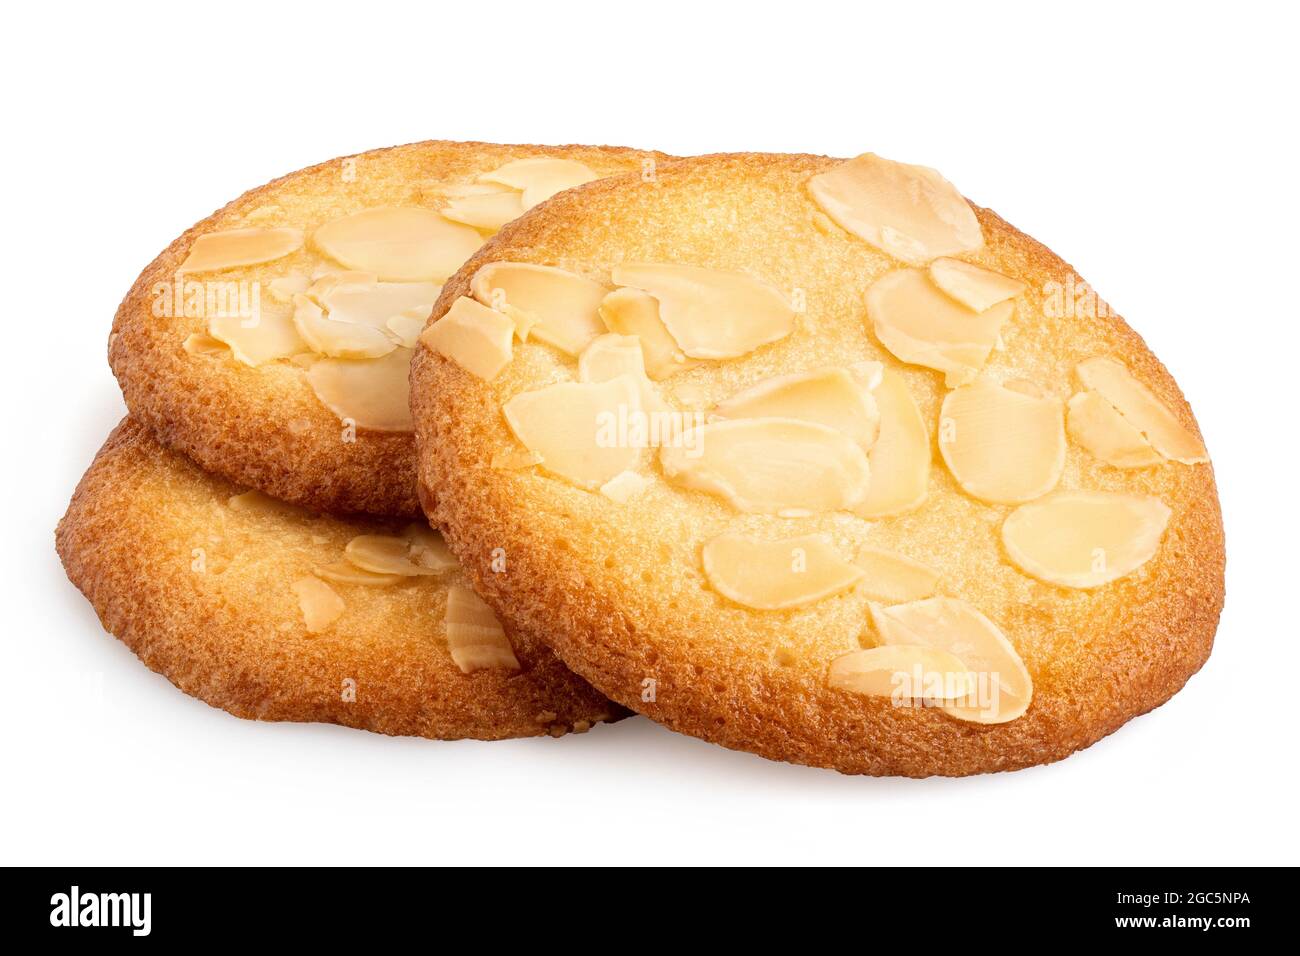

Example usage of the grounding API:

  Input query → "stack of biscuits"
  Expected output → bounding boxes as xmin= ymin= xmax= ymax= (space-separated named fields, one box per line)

xmin=57 ymin=140 xmax=1224 ymax=776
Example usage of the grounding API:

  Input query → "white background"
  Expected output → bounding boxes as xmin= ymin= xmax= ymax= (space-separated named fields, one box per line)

xmin=3 ymin=1 xmax=1296 ymax=866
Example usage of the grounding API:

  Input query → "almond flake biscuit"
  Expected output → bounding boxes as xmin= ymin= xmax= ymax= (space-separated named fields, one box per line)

xmin=410 ymin=151 xmax=1224 ymax=776
xmin=111 ymin=140 xmax=669 ymax=516
xmin=56 ymin=419 xmax=621 ymax=739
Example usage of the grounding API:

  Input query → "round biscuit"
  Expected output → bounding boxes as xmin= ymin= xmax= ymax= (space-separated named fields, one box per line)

xmin=56 ymin=418 xmax=622 ymax=740
xmin=111 ymin=140 xmax=668 ymax=516
xmin=410 ymin=152 xmax=1225 ymax=776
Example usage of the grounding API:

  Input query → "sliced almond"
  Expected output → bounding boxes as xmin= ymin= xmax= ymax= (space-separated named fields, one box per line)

xmin=502 ymin=376 xmax=643 ymax=490
xmin=499 ymin=302 xmax=538 ymax=342
xmin=344 ymin=534 xmax=441 ymax=577
xmin=853 ymin=369 xmax=930 ymax=518
xmin=929 ymin=258 xmax=1026 ymax=311
xmin=811 ymin=210 xmax=843 ymax=236
xmin=343 ymin=535 xmax=425 ymax=576
xmin=227 ymin=489 xmax=306 ymax=517
xmin=304 ymin=270 xmax=436 ymax=356
xmin=867 ymin=269 xmax=1011 ymax=386
xmin=1001 ymin=491 xmax=1171 ymax=589
xmin=440 ymin=190 xmax=525 ymax=231
xmin=478 ymin=157 xmax=598 ymax=209
xmin=610 ymin=263 xmax=795 ymax=360
xmin=1066 ymin=390 xmax=1163 ymax=468
xmin=659 ymin=418 xmax=870 ymax=515
xmin=848 ymin=360 xmax=885 ymax=391
xmin=420 ymin=296 xmax=515 ymax=381
xmin=209 ymin=308 xmax=307 ymax=367
xmin=578 ymin=333 xmax=669 ymax=413
xmin=405 ymin=523 xmax=459 ymax=573
xmin=269 ymin=273 xmax=311 ymax=302
xmin=1076 ymin=358 xmax=1208 ymax=464
xmin=313 ymin=562 xmax=402 ymax=587
xmin=713 ymin=367 xmax=880 ymax=449
xmin=292 ymin=293 xmax=396 ymax=359
xmin=807 ymin=153 xmax=982 ymax=265
xmin=182 ymin=332 xmax=229 ymax=356
xmin=852 ymin=548 xmax=939 ymax=603
xmin=939 ymin=379 xmax=1065 ymax=504
xmin=1003 ymin=377 xmax=1044 ymax=398
xmin=828 ymin=645 xmax=976 ymax=700
xmin=577 ymin=332 xmax=644 ymax=380
xmin=178 ymin=227 xmax=304 ymax=273
xmin=306 ymin=348 xmax=414 ymax=431
xmin=598 ymin=287 xmax=700 ymax=380
xmin=703 ymin=533 xmax=864 ymax=611
xmin=444 ymin=584 xmax=521 ymax=673
xmin=386 ymin=312 xmax=426 ymax=348
xmin=320 ymin=279 xmax=438 ymax=330
xmin=470 ymin=262 xmax=607 ymax=356
xmin=438 ymin=182 xmax=516 ymax=199
xmin=599 ymin=469 xmax=653 ymax=503
xmin=292 ymin=576 xmax=345 ymax=633
xmin=311 ymin=207 xmax=482 ymax=282
xmin=872 ymin=597 xmax=1032 ymax=724
xmin=305 ymin=270 xmax=378 ymax=306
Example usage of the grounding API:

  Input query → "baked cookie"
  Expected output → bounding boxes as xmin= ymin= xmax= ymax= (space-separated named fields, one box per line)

xmin=111 ymin=140 xmax=666 ymax=516
xmin=56 ymin=418 xmax=621 ymax=739
xmin=410 ymin=151 xmax=1224 ymax=776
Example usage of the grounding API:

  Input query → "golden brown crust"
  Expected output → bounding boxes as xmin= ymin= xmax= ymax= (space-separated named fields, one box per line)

xmin=111 ymin=140 xmax=670 ymax=517
xmin=56 ymin=418 xmax=623 ymax=740
xmin=411 ymin=151 xmax=1225 ymax=775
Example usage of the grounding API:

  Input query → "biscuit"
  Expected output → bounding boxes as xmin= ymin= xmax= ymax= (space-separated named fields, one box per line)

xmin=111 ymin=140 xmax=667 ymax=517
xmin=56 ymin=418 xmax=621 ymax=739
xmin=410 ymin=151 xmax=1225 ymax=776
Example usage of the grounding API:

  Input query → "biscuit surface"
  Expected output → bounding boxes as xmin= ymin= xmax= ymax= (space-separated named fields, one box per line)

xmin=111 ymin=140 xmax=666 ymax=516
xmin=411 ymin=152 xmax=1225 ymax=776
xmin=56 ymin=419 xmax=620 ymax=739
